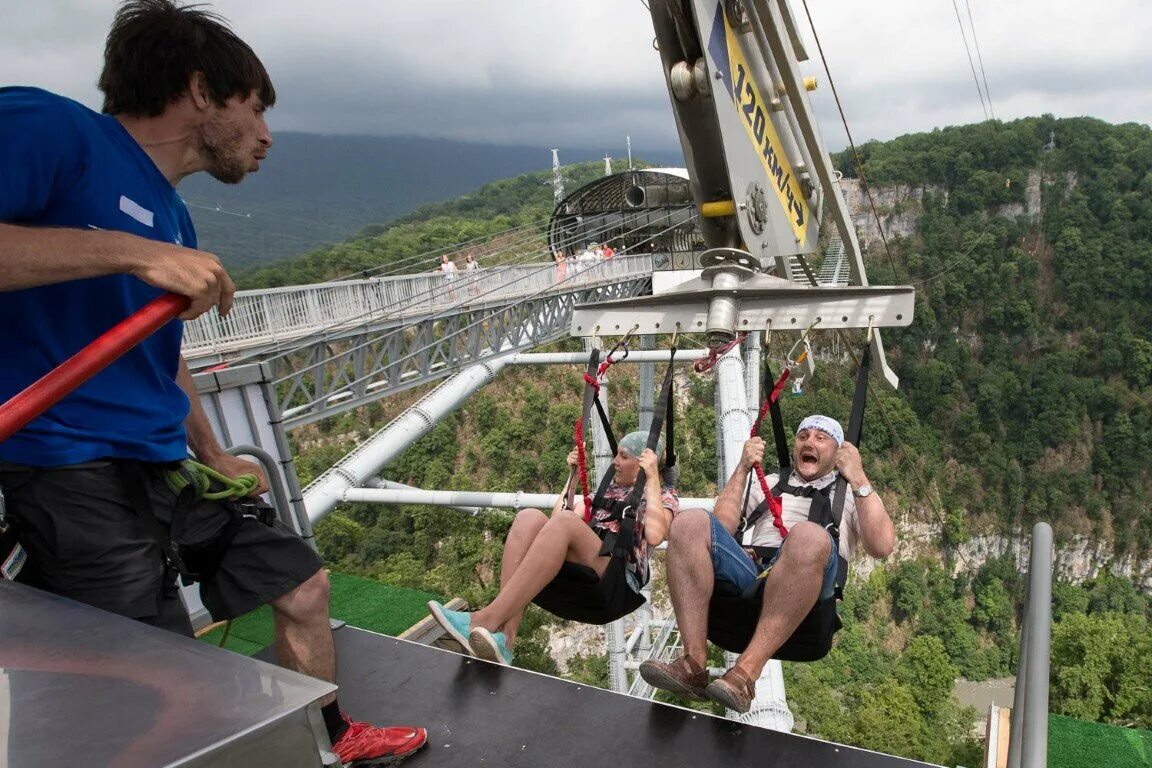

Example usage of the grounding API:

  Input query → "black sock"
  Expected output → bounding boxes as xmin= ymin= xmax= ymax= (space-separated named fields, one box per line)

xmin=322 ymin=699 xmax=349 ymax=743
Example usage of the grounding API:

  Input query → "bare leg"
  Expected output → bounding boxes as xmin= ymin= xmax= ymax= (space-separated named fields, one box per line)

xmin=471 ymin=510 xmax=607 ymax=633
xmin=733 ymin=521 xmax=830 ymax=679
xmin=493 ymin=508 xmax=548 ymax=645
xmin=271 ymin=569 xmax=337 ymax=706
xmin=665 ymin=508 xmax=715 ymax=666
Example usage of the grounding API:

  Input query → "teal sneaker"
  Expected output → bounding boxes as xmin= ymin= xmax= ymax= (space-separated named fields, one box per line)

xmin=470 ymin=627 xmax=513 ymax=666
xmin=427 ymin=600 xmax=473 ymax=655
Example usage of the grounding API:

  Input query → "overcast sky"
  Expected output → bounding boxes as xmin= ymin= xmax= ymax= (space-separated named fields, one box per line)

xmin=6 ymin=0 xmax=1151 ymax=159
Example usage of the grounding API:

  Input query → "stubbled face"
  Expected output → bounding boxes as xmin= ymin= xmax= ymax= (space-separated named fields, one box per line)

xmin=793 ymin=428 xmax=838 ymax=481
xmin=612 ymin=448 xmax=641 ymax=485
xmin=199 ymin=91 xmax=271 ymax=184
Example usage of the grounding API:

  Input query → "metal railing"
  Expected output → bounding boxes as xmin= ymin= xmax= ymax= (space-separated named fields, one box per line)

xmin=182 ymin=254 xmax=654 ymax=359
xmin=1007 ymin=521 xmax=1054 ymax=768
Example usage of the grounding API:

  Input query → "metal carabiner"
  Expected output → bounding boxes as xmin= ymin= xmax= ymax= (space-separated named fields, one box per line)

xmin=606 ymin=324 xmax=639 ymax=364
xmin=786 ymin=318 xmax=821 ymax=369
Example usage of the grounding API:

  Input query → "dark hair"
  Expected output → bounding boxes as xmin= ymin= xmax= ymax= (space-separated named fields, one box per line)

xmin=98 ymin=0 xmax=275 ymax=116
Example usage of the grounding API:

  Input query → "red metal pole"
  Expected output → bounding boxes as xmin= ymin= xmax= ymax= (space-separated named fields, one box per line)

xmin=0 ymin=292 xmax=191 ymax=445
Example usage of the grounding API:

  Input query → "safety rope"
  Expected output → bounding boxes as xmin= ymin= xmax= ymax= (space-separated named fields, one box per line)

xmin=165 ymin=460 xmax=259 ymax=501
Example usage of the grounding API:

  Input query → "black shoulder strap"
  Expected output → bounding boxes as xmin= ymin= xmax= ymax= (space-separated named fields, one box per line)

xmin=586 ymin=349 xmax=618 ymax=459
xmin=829 ymin=344 xmax=871 ymax=532
xmin=568 ymin=350 xmax=601 ymax=512
xmin=596 ymin=346 xmax=677 ymax=559
xmin=763 ymin=359 xmax=790 ymax=472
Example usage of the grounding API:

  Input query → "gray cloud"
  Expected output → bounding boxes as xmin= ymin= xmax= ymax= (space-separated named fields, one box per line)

xmin=4 ymin=0 xmax=1149 ymax=157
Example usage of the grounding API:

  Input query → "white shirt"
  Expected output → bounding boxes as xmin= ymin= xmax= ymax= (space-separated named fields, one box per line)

xmin=744 ymin=470 xmax=859 ymax=560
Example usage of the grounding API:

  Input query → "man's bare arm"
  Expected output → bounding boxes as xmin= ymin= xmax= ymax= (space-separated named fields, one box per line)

xmin=835 ymin=442 xmax=894 ymax=558
xmin=0 ymin=223 xmax=234 ymax=319
xmin=712 ymin=437 xmax=765 ymax=535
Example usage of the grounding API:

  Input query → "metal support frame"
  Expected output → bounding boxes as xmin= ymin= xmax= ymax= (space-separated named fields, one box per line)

xmin=1007 ymin=522 xmax=1053 ymax=768
xmin=571 ymin=276 xmax=913 ymax=340
xmin=192 ymin=362 xmax=313 ymax=544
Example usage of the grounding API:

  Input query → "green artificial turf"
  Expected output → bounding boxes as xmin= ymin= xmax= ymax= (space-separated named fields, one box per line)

xmin=1049 ymin=714 xmax=1152 ymax=768
xmin=198 ymin=571 xmax=440 ymax=655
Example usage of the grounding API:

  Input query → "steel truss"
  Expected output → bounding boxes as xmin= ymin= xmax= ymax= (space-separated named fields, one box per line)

xmin=277 ymin=277 xmax=652 ymax=428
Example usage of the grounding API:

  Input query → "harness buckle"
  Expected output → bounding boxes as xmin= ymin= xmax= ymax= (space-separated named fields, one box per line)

xmin=236 ymin=500 xmax=276 ymax=527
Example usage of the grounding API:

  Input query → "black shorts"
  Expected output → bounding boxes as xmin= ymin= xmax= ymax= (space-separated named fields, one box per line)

xmin=0 ymin=460 xmax=323 ymax=637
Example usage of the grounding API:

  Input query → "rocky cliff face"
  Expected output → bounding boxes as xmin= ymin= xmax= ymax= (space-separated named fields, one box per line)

xmin=868 ymin=518 xmax=1152 ymax=589
xmin=835 ymin=169 xmax=1056 ymax=245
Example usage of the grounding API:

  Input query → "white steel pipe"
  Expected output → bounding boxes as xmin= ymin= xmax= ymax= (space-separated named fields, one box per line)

xmin=365 ymin=477 xmax=481 ymax=515
xmin=506 ymin=350 xmax=708 ymax=365
xmin=302 ymin=354 xmax=512 ymax=523
xmin=342 ymin=487 xmax=715 ymax=512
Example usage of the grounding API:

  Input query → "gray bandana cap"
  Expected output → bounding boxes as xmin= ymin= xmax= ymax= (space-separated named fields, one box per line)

xmin=796 ymin=414 xmax=844 ymax=446
xmin=619 ymin=431 xmax=664 ymax=463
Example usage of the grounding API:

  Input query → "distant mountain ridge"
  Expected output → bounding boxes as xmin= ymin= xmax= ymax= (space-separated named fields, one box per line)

xmin=180 ymin=133 xmax=683 ymax=267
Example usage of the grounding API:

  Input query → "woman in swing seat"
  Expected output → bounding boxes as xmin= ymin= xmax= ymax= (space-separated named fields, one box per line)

xmin=428 ymin=431 xmax=679 ymax=665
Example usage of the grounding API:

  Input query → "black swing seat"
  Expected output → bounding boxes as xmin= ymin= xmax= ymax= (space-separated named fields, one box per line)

xmin=532 ymin=556 xmax=646 ymax=625
xmin=706 ymin=550 xmax=849 ymax=662
xmin=707 ymin=587 xmax=841 ymax=662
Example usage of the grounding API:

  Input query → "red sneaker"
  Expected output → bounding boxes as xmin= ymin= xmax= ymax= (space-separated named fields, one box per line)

xmin=332 ymin=714 xmax=427 ymax=766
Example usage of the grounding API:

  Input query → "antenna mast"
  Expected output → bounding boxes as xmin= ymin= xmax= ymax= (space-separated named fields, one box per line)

xmin=550 ymin=149 xmax=565 ymax=203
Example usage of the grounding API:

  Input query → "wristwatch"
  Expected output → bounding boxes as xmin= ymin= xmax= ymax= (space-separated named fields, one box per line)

xmin=853 ymin=484 xmax=873 ymax=498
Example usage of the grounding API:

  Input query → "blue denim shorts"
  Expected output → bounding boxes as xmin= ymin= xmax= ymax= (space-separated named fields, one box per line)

xmin=709 ymin=513 xmax=838 ymax=602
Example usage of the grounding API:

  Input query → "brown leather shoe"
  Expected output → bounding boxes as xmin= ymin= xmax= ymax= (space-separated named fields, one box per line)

xmin=706 ymin=666 xmax=757 ymax=713
xmin=639 ymin=654 xmax=709 ymax=700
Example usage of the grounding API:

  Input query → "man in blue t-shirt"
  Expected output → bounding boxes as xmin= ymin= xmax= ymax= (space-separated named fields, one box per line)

xmin=0 ymin=1 xmax=426 ymax=764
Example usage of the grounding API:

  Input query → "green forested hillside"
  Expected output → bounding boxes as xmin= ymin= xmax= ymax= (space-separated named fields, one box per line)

xmin=283 ymin=115 xmax=1152 ymax=764
xmin=841 ymin=115 xmax=1152 ymax=553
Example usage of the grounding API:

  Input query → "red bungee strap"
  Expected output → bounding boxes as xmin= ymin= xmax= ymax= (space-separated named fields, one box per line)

xmin=583 ymin=348 xmax=626 ymax=392
xmin=693 ymin=333 xmax=749 ymax=373
xmin=752 ymin=366 xmax=793 ymax=539
xmin=573 ymin=417 xmax=593 ymax=522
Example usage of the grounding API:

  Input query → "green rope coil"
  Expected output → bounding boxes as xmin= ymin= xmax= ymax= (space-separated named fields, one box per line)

xmin=165 ymin=460 xmax=259 ymax=501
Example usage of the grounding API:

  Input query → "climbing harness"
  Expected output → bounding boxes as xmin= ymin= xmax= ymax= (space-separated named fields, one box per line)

xmin=707 ymin=335 xmax=872 ymax=661
xmin=534 ymin=337 xmax=678 ymax=625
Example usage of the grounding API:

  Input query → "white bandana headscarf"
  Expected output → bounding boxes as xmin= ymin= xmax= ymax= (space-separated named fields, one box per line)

xmin=796 ymin=414 xmax=844 ymax=446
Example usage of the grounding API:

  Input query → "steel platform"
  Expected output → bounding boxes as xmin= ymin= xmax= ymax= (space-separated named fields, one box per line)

xmin=270 ymin=626 xmax=940 ymax=768
xmin=0 ymin=580 xmax=335 ymax=768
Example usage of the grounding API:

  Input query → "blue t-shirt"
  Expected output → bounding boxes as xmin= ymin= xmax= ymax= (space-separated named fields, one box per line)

xmin=0 ymin=87 xmax=195 ymax=466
